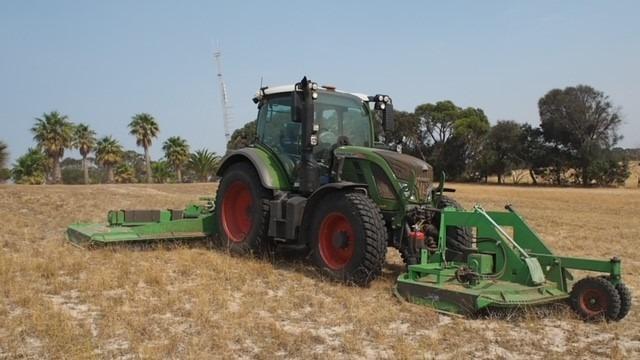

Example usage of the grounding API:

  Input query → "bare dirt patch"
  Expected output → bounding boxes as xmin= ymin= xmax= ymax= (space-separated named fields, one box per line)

xmin=0 ymin=183 xmax=638 ymax=358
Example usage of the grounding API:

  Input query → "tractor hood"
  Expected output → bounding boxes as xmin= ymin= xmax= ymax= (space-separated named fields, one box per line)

xmin=334 ymin=146 xmax=434 ymax=202
xmin=371 ymin=149 xmax=434 ymax=201
xmin=370 ymin=149 xmax=433 ymax=183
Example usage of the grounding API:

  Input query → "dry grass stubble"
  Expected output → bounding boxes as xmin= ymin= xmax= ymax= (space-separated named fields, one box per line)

xmin=0 ymin=183 xmax=638 ymax=358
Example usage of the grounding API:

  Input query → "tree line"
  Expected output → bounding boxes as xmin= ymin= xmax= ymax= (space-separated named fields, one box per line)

xmin=0 ymin=112 xmax=221 ymax=184
xmin=1 ymin=84 xmax=635 ymax=186
xmin=226 ymin=84 xmax=634 ymax=186
xmin=388 ymin=84 xmax=632 ymax=185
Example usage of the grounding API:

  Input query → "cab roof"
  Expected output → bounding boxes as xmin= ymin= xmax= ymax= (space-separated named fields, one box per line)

xmin=255 ymin=84 xmax=369 ymax=102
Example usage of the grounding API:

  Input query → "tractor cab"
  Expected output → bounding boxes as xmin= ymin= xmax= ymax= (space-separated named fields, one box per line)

xmin=253 ymin=80 xmax=392 ymax=190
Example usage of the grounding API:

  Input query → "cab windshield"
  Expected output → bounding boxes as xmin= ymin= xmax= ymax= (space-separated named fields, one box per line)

xmin=315 ymin=92 xmax=372 ymax=148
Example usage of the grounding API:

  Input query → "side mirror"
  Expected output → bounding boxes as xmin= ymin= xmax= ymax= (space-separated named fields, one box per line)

xmin=372 ymin=94 xmax=394 ymax=133
xmin=382 ymin=103 xmax=394 ymax=132
xmin=292 ymin=91 xmax=303 ymax=123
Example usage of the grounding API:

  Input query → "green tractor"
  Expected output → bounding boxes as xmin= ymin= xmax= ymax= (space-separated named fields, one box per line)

xmin=215 ymin=77 xmax=464 ymax=285
xmin=68 ymin=76 xmax=631 ymax=321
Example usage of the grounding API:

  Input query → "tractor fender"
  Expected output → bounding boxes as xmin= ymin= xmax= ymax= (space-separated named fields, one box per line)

xmin=307 ymin=182 xmax=368 ymax=205
xmin=300 ymin=182 xmax=368 ymax=236
xmin=217 ymin=148 xmax=290 ymax=190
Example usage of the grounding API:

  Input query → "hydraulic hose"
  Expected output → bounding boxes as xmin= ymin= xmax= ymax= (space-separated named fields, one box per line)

xmin=474 ymin=237 xmax=508 ymax=280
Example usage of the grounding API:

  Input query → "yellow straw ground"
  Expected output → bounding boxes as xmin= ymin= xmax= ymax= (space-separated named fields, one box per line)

xmin=0 ymin=183 xmax=638 ymax=358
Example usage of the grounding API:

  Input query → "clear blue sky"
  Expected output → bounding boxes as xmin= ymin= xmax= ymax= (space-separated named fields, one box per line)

xmin=1 ymin=1 xmax=638 ymax=164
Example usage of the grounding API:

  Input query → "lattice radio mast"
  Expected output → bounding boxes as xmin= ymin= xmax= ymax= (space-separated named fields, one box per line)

xmin=214 ymin=48 xmax=232 ymax=142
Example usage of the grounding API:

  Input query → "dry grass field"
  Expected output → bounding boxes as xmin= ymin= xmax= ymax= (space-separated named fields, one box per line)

xmin=487 ymin=161 xmax=640 ymax=187
xmin=1 ymin=183 xmax=639 ymax=359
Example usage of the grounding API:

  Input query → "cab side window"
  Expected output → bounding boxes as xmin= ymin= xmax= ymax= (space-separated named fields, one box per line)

xmin=257 ymin=95 xmax=301 ymax=180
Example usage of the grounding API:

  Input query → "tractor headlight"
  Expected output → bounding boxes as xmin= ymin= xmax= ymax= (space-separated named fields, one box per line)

xmin=398 ymin=180 xmax=413 ymax=200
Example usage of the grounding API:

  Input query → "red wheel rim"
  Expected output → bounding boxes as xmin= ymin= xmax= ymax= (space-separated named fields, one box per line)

xmin=318 ymin=212 xmax=356 ymax=270
xmin=221 ymin=180 xmax=253 ymax=242
xmin=580 ymin=288 xmax=608 ymax=316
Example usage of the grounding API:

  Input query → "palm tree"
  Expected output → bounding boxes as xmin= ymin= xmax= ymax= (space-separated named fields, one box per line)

xmin=95 ymin=136 xmax=124 ymax=183
xmin=11 ymin=148 xmax=48 ymax=184
xmin=114 ymin=163 xmax=136 ymax=184
xmin=162 ymin=136 xmax=190 ymax=182
xmin=0 ymin=141 xmax=8 ymax=169
xmin=31 ymin=111 xmax=74 ymax=183
xmin=189 ymin=149 xmax=220 ymax=182
xmin=72 ymin=124 xmax=97 ymax=184
xmin=152 ymin=160 xmax=172 ymax=183
xmin=121 ymin=150 xmax=146 ymax=183
xmin=128 ymin=113 xmax=159 ymax=183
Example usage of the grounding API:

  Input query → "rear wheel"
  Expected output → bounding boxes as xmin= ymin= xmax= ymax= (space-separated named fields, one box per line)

xmin=215 ymin=162 xmax=271 ymax=255
xmin=309 ymin=191 xmax=387 ymax=286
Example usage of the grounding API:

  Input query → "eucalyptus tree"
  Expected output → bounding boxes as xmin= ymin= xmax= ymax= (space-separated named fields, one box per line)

xmin=539 ymin=85 xmax=623 ymax=185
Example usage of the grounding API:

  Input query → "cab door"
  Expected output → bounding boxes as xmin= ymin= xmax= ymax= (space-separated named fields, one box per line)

xmin=256 ymin=94 xmax=302 ymax=184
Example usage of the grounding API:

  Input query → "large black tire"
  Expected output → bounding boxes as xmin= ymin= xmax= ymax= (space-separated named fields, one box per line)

xmin=437 ymin=195 xmax=473 ymax=262
xmin=614 ymin=282 xmax=632 ymax=321
xmin=308 ymin=191 xmax=387 ymax=286
xmin=570 ymin=276 xmax=621 ymax=321
xmin=599 ymin=276 xmax=632 ymax=321
xmin=215 ymin=162 xmax=272 ymax=255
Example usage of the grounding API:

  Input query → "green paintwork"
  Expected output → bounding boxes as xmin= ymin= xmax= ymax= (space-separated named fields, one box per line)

xmin=335 ymin=146 xmax=429 ymax=231
xmin=218 ymin=145 xmax=292 ymax=190
xmin=251 ymin=144 xmax=292 ymax=189
xmin=467 ymin=253 xmax=493 ymax=274
xmin=67 ymin=202 xmax=217 ymax=246
xmin=395 ymin=205 xmax=625 ymax=315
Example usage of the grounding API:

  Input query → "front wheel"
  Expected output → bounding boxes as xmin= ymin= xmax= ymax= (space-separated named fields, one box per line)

xmin=309 ymin=191 xmax=387 ymax=286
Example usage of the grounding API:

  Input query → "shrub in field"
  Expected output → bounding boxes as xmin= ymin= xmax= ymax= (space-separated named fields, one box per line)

xmin=152 ymin=160 xmax=174 ymax=183
xmin=11 ymin=148 xmax=48 ymax=184
xmin=188 ymin=149 xmax=220 ymax=182
xmin=114 ymin=163 xmax=137 ymax=183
